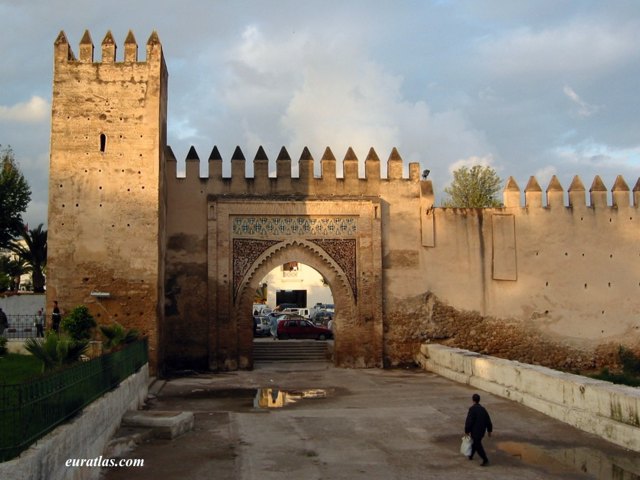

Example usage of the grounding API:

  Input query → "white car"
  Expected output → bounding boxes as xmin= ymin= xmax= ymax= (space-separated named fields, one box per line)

xmin=280 ymin=307 xmax=311 ymax=318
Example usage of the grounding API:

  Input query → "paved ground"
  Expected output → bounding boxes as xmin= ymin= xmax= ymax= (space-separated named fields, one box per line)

xmin=101 ymin=361 xmax=640 ymax=480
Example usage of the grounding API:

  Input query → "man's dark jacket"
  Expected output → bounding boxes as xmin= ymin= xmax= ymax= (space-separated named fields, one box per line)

xmin=465 ymin=403 xmax=493 ymax=439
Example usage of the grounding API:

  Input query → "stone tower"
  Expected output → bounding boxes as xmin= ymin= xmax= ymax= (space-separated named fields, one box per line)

xmin=47 ymin=30 xmax=167 ymax=370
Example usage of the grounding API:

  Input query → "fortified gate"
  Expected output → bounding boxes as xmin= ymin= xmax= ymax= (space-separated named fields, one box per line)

xmin=47 ymin=31 xmax=640 ymax=375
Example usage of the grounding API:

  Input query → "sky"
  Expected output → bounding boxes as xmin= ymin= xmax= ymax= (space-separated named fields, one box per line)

xmin=1 ymin=0 xmax=640 ymax=228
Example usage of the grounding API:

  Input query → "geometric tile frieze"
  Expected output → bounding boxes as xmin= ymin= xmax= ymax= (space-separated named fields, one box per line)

xmin=232 ymin=216 xmax=357 ymax=238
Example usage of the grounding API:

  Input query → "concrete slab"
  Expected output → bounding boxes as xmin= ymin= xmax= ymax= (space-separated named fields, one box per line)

xmin=121 ymin=411 xmax=194 ymax=439
xmin=101 ymin=363 xmax=640 ymax=480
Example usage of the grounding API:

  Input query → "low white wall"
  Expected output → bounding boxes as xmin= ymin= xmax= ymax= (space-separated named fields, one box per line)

xmin=0 ymin=294 xmax=46 ymax=316
xmin=6 ymin=340 xmax=28 ymax=354
xmin=416 ymin=344 xmax=640 ymax=453
xmin=0 ymin=364 xmax=149 ymax=480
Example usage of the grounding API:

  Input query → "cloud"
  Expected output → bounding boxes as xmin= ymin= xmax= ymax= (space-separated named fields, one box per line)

xmin=164 ymin=22 xmax=498 ymax=184
xmin=533 ymin=165 xmax=557 ymax=187
xmin=563 ymin=86 xmax=599 ymax=117
xmin=476 ymin=21 xmax=640 ymax=77
xmin=209 ymin=24 xmax=494 ymax=181
xmin=0 ymin=96 xmax=49 ymax=123
xmin=554 ymin=142 xmax=640 ymax=169
xmin=448 ymin=154 xmax=496 ymax=175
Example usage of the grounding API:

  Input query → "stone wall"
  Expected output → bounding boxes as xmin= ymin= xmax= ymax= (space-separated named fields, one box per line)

xmin=47 ymin=30 xmax=640 ymax=373
xmin=47 ymin=31 xmax=167 ymax=372
xmin=385 ymin=291 xmax=627 ymax=371
xmin=415 ymin=344 xmax=640 ymax=452
xmin=0 ymin=364 xmax=149 ymax=480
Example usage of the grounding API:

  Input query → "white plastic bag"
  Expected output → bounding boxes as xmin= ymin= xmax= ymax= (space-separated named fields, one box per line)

xmin=460 ymin=435 xmax=473 ymax=457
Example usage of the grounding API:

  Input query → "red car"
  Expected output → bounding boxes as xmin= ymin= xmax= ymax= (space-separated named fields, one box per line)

xmin=276 ymin=315 xmax=333 ymax=340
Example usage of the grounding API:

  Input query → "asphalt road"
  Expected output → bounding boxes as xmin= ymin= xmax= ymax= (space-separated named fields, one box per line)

xmin=101 ymin=362 xmax=640 ymax=480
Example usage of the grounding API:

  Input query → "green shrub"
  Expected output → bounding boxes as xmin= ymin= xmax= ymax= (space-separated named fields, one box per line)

xmin=99 ymin=322 xmax=140 ymax=351
xmin=0 ymin=336 xmax=7 ymax=356
xmin=591 ymin=346 xmax=640 ymax=387
xmin=24 ymin=331 xmax=88 ymax=372
xmin=60 ymin=305 xmax=96 ymax=341
xmin=619 ymin=346 xmax=640 ymax=376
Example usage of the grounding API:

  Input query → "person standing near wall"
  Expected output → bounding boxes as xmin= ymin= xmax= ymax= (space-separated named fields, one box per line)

xmin=0 ymin=307 xmax=8 ymax=336
xmin=51 ymin=301 xmax=62 ymax=333
xmin=270 ymin=314 xmax=278 ymax=341
xmin=35 ymin=308 xmax=45 ymax=337
xmin=464 ymin=393 xmax=493 ymax=466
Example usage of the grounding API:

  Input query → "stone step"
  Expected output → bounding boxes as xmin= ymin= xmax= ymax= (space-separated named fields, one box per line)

xmin=253 ymin=340 xmax=330 ymax=363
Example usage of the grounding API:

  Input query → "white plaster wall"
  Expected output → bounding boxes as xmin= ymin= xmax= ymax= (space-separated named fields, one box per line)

xmin=0 ymin=364 xmax=149 ymax=480
xmin=0 ymin=294 xmax=46 ymax=317
xmin=416 ymin=344 xmax=640 ymax=453
xmin=262 ymin=262 xmax=333 ymax=309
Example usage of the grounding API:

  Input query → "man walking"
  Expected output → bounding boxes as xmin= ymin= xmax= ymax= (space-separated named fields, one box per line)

xmin=465 ymin=393 xmax=493 ymax=466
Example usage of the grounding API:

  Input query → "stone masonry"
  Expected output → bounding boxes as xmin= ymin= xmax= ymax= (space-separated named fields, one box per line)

xmin=47 ymin=30 xmax=640 ymax=374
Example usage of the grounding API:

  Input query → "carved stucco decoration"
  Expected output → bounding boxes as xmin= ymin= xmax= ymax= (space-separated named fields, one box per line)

xmin=231 ymin=216 xmax=358 ymax=300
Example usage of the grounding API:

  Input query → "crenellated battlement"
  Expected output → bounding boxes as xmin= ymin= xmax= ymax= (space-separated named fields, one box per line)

xmin=48 ymin=29 xmax=640 ymax=374
xmin=503 ymin=174 xmax=640 ymax=209
xmin=166 ymin=144 xmax=422 ymax=197
xmin=54 ymin=29 xmax=162 ymax=64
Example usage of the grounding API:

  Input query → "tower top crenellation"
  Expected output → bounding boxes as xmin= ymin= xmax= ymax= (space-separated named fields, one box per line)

xmin=54 ymin=30 xmax=162 ymax=64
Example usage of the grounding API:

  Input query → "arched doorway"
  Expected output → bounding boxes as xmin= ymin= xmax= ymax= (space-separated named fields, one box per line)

xmin=207 ymin=198 xmax=383 ymax=371
xmin=260 ymin=261 xmax=334 ymax=316
xmin=236 ymin=240 xmax=355 ymax=366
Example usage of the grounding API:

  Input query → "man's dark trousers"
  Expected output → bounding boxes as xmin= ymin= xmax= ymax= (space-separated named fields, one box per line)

xmin=470 ymin=436 xmax=488 ymax=463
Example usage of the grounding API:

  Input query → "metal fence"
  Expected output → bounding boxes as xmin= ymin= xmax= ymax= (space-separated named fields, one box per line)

xmin=0 ymin=338 xmax=148 ymax=462
xmin=1 ymin=315 xmax=47 ymax=339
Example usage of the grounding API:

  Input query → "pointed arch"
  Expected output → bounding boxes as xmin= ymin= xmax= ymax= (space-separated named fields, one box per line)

xmin=235 ymin=239 xmax=355 ymax=311
xmin=233 ymin=239 xmax=357 ymax=368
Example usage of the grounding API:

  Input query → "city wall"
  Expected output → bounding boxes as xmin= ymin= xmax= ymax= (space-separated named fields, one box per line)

xmin=165 ymin=142 xmax=640 ymax=369
xmin=47 ymin=31 xmax=640 ymax=372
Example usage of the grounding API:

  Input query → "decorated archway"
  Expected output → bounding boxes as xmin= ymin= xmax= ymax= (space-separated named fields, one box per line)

xmin=235 ymin=239 xmax=356 ymax=364
xmin=207 ymin=198 xmax=383 ymax=370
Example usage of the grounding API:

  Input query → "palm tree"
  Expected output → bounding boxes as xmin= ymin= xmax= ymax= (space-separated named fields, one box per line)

xmin=10 ymin=223 xmax=47 ymax=292
xmin=0 ymin=255 xmax=29 ymax=291
xmin=24 ymin=331 xmax=88 ymax=371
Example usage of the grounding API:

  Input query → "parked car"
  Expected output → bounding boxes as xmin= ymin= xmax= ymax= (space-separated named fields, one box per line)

xmin=310 ymin=303 xmax=335 ymax=322
xmin=253 ymin=316 xmax=271 ymax=337
xmin=312 ymin=310 xmax=333 ymax=326
xmin=253 ymin=304 xmax=272 ymax=316
xmin=281 ymin=307 xmax=311 ymax=318
xmin=274 ymin=303 xmax=299 ymax=312
xmin=277 ymin=316 xmax=333 ymax=340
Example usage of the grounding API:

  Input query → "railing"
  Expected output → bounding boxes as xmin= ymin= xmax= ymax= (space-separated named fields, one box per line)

xmin=0 ymin=338 xmax=148 ymax=462
xmin=1 ymin=315 xmax=47 ymax=339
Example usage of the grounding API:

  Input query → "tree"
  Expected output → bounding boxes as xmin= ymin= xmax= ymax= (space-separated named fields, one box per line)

xmin=0 ymin=145 xmax=32 ymax=248
xmin=442 ymin=165 xmax=502 ymax=208
xmin=10 ymin=224 xmax=47 ymax=293
xmin=0 ymin=255 xmax=29 ymax=292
